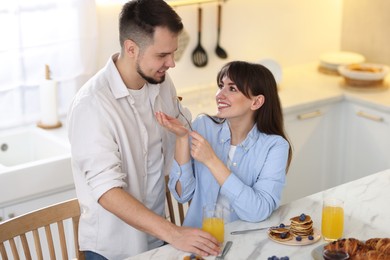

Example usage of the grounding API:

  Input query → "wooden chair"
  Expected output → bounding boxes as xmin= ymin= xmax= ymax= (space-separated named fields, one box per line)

xmin=0 ymin=198 xmax=84 ymax=260
xmin=165 ymin=175 xmax=188 ymax=226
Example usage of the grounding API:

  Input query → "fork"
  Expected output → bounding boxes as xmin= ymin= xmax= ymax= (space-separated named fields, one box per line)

xmin=215 ymin=241 xmax=233 ymax=260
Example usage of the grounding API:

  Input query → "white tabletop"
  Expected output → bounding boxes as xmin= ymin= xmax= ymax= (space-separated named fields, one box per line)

xmin=127 ymin=169 xmax=390 ymax=260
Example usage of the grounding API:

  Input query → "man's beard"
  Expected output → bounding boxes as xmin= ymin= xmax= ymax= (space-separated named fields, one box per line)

xmin=137 ymin=63 xmax=165 ymax=85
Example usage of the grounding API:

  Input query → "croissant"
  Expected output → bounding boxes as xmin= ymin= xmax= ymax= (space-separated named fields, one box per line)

xmin=365 ymin=238 xmax=390 ymax=254
xmin=324 ymin=238 xmax=370 ymax=257
xmin=324 ymin=238 xmax=390 ymax=259
xmin=353 ymin=250 xmax=390 ymax=260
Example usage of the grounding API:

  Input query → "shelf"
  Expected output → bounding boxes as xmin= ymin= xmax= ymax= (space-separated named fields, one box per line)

xmin=168 ymin=0 xmax=227 ymax=7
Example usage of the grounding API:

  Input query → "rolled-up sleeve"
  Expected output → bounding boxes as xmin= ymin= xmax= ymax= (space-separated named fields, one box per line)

xmin=168 ymin=160 xmax=196 ymax=203
xmin=69 ymin=95 xmax=127 ymax=201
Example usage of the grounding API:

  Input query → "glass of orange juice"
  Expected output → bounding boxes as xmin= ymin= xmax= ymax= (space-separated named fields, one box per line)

xmin=321 ymin=198 xmax=344 ymax=241
xmin=202 ymin=204 xmax=225 ymax=244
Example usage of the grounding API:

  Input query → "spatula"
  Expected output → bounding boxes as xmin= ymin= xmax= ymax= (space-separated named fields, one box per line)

xmin=192 ymin=7 xmax=208 ymax=67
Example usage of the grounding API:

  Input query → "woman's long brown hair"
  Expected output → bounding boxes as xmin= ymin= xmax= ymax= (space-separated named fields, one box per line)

xmin=214 ymin=61 xmax=292 ymax=171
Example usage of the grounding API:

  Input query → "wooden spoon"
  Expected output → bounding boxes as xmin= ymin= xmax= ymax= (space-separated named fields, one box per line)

xmin=192 ymin=7 xmax=208 ymax=67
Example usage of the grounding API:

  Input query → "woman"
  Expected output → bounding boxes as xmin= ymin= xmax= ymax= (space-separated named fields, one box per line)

xmin=156 ymin=61 xmax=292 ymax=228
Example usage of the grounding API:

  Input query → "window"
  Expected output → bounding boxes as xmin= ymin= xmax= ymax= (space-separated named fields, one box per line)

xmin=0 ymin=0 xmax=97 ymax=129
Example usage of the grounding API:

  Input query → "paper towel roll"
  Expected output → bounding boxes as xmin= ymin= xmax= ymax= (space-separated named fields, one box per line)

xmin=39 ymin=79 xmax=59 ymax=127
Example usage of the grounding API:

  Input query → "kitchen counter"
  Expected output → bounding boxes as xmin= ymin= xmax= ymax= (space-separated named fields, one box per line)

xmin=279 ymin=63 xmax=390 ymax=113
xmin=127 ymin=168 xmax=390 ymax=260
xmin=178 ymin=62 xmax=390 ymax=116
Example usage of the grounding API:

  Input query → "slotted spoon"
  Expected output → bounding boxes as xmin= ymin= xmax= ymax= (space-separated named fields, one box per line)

xmin=192 ymin=7 xmax=208 ymax=67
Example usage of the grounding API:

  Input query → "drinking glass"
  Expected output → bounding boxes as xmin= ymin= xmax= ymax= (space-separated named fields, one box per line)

xmin=321 ymin=198 xmax=344 ymax=241
xmin=202 ymin=204 xmax=225 ymax=244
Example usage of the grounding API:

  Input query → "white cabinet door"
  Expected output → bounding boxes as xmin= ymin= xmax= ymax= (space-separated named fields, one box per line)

xmin=2 ymin=189 xmax=76 ymax=222
xmin=281 ymin=102 xmax=343 ymax=204
xmin=342 ymin=103 xmax=390 ymax=183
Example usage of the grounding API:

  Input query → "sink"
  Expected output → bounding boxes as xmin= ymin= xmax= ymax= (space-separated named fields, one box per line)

xmin=0 ymin=127 xmax=74 ymax=207
xmin=0 ymin=128 xmax=69 ymax=167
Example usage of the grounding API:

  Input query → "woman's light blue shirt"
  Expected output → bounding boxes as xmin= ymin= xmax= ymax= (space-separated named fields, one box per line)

xmin=168 ymin=115 xmax=290 ymax=228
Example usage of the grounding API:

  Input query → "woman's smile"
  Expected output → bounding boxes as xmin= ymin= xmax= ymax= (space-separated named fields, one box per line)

xmin=217 ymin=100 xmax=230 ymax=110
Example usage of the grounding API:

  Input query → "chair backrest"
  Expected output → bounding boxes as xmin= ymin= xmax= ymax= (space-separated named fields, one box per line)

xmin=165 ymin=175 xmax=188 ymax=226
xmin=0 ymin=198 xmax=84 ymax=260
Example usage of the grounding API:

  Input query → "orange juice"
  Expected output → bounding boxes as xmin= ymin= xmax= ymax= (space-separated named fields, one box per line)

xmin=202 ymin=217 xmax=224 ymax=243
xmin=321 ymin=205 xmax=344 ymax=241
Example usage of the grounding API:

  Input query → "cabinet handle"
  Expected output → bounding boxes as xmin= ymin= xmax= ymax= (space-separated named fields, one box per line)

xmin=356 ymin=111 xmax=384 ymax=122
xmin=297 ymin=110 xmax=322 ymax=120
xmin=8 ymin=213 xmax=15 ymax=219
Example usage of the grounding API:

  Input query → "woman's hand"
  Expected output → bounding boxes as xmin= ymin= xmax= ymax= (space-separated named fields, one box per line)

xmin=189 ymin=131 xmax=217 ymax=165
xmin=155 ymin=111 xmax=189 ymax=137
xmin=190 ymin=131 xmax=231 ymax=186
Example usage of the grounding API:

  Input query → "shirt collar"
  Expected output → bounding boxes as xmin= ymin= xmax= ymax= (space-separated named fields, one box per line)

xmin=106 ymin=53 xmax=160 ymax=102
xmin=218 ymin=121 xmax=260 ymax=150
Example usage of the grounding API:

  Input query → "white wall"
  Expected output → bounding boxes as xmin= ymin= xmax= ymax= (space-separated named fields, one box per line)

xmin=96 ymin=0 xmax=343 ymax=90
xmin=341 ymin=0 xmax=390 ymax=65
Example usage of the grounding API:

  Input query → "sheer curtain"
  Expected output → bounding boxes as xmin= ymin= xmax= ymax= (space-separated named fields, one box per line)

xmin=0 ymin=0 xmax=97 ymax=129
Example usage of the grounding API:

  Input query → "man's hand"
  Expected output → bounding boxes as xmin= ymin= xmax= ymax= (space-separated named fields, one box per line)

xmin=168 ymin=226 xmax=221 ymax=257
xmin=155 ymin=111 xmax=189 ymax=137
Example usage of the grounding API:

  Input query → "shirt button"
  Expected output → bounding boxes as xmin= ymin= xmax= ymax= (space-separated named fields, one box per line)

xmin=232 ymin=162 xmax=237 ymax=167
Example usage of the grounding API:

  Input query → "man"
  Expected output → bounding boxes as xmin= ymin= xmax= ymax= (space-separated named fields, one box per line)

xmin=67 ymin=0 xmax=220 ymax=259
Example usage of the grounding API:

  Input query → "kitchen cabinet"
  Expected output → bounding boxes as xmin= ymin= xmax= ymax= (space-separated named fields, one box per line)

xmin=0 ymin=188 xmax=76 ymax=223
xmin=281 ymin=102 xmax=344 ymax=204
xmin=341 ymin=102 xmax=390 ymax=182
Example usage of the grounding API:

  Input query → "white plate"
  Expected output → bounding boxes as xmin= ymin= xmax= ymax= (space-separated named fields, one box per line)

xmin=311 ymin=243 xmax=328 ymax=260
xmin=319 ymin=51 xmax=365 ymax=70
xmin=258 ymin=58 xmax=282 ymax=84
xmin=268 ymin=227 xmax=322 ymax=246
xmin=338 ymin=63 xmax=390 ymax=81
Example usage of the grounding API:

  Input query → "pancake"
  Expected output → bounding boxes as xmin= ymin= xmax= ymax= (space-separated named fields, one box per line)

xmin=290 ymin=214 xmax=312 ymax=225
xmin=289 ymin=214 xmax=314 ymax=237
xmin=269 ymin=227 xmax=293 ymax=242
xmin=269 ymin=227 xmax=290 ymax=234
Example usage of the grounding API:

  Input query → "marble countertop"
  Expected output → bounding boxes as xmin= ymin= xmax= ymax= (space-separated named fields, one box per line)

xmin=128 ymin=168 xmax=390 ymax=260
xmin=178 ymin=62 xmax=390 ymax=116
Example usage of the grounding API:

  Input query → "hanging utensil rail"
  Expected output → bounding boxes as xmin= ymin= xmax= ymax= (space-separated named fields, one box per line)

xmin=168 ymin=0 xmax=228 ymax=8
